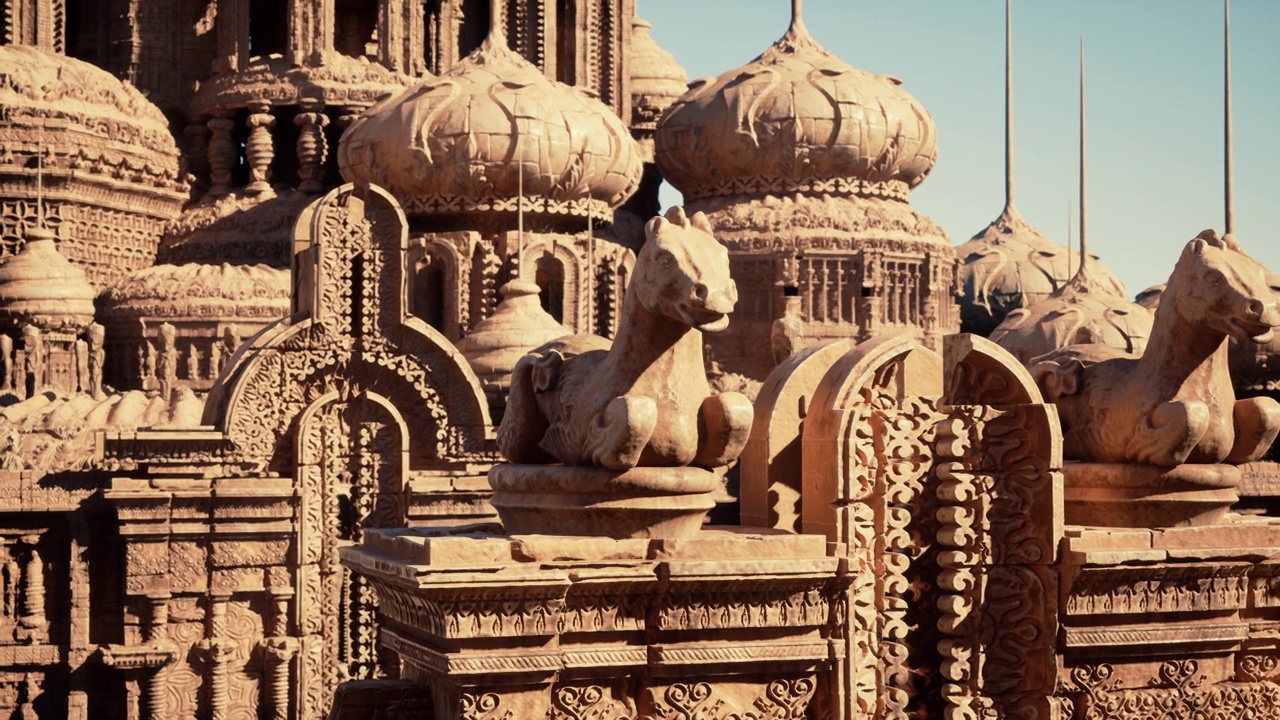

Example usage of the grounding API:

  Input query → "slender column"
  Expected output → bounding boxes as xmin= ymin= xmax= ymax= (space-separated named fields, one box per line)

xmin=17 ymin=535 xmax=45 ymax=644
xmin=245 ymin=103 xmax=277 ymax=198
xmin=295 ymin=99 xmax=330 ymax=193
xmin=262 ymin=581 xmax=296 ymax=720
xmin=184 ymin=117 xmax=211 ymax=196
xmin=200 ymin=594 xmax=234 ymax=720
xmin=207 ymin=114 xmax=238 ymax=197
xmin=144 ymin=594 xmax=170 ymax=720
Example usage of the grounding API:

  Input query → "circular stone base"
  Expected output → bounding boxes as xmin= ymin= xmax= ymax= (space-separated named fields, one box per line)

xmin=1063 ymin=462 xmax=1241 ymax=528
xmin=488 ymin=464 xmax=719 ymax=539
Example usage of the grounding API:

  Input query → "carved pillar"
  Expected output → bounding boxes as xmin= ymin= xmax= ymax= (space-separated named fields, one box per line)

xmin=261 ymin=573 xmax=295 ymax=720
xmin=245 ymin=103 xmax=277 ymax=197
xmin=295 ymin=99 xmax=330 ymax=193
xmin=207 ymin=113 xmax=238 ymax=197
xmin=16 ymin=535 xmax=45 ymax=644
xmin=184 ymin=117 xmax=211 ymax=196
xmin=200 ymin=593 xmax=234 ymax=720
xmin=144 ymin=594 xmax=170 ymax=720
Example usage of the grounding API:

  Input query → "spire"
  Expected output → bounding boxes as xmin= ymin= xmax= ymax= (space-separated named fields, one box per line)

xmin=1067 ymin=199 xmax=1073 ymax=277
xmin=1004 ymin=0 xmax=1016 ymax=211
xmin=484 ymin=0 xmax=507 ymax=50
xmin=789 ymin=0 xmax=809 ymax=38
xmin=1078 ymin=37 xmax=1088 ymax=273
xmin=1224 ymin=0 xmax=1235 ymax=234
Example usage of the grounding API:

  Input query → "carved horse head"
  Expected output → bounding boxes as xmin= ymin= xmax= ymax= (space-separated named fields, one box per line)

xmin=636 ymin=207 xmax=738 ymax=333
xmin=1168 ymin=230 xmax=1280 ymax=345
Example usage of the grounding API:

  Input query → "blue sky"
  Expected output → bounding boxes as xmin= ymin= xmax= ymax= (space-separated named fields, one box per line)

xmin=644 ymin=0 xmax=1280 ymax=296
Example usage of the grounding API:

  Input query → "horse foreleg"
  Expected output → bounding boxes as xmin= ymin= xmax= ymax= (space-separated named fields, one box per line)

xmin=1129 ymin=400 xmax=1210 ymax=467
xmin=588 ymin=396 xmax=658 ymax=470
xmin=1226 ymin=396 xmax=1280 ymax=464
xmin=693 ymin=392 xmax=754 ymax=468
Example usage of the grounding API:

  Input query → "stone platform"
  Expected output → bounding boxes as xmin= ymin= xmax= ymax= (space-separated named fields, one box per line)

xmin=339 ymin=526 xmax=847 ymax=719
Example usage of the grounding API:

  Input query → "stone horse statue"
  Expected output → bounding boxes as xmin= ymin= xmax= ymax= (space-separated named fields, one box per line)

xmin=498 ymin=207 xmax=753 ymax=471
xmin=1030 ymin=230 xmax=1280 ymax=467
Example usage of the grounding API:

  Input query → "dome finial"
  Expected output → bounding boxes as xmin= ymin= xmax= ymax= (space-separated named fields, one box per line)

xmin=485 ymin=0 xmax=508 ymax=51
xmin=1004 ymin=0 xmax=1016 ymax=212
xmin=1224 ymin=0 xmax=1234 ymax=235
xmin=1078 ymin=36 xmax=1088 ymax=275
xmin=788 ymin=0 xmax=810 ymax=38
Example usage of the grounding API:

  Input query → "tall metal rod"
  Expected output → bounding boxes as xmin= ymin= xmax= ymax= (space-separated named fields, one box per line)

xmin=1005 ymin=0 xmax=1015 ymax=209
xmin=1079 ymin=37 xmax=1088 ymax=271
xmin=1224 ymin=0 xmax=1235 ymax=234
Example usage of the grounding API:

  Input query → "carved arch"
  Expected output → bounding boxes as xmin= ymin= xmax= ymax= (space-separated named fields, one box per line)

xmin=800 ymin=333 xmax=944 ymax=718
xmin=208 ymin=183 xmax=492 ymax=468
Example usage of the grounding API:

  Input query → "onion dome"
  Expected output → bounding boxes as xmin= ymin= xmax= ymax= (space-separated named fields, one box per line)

xmin=990 ymin=260 xmax=1153 ymax=365
xmin=655 ymin=2 xmax=936 ymax=204
xmin=99 ymin=263 xmax=291 ymax=326
xmin=189 ymin=54 xmax=414 ymax=117
xmin=957 ymin=206 xmax=1124 ymax=336
xmin=0 ymin=227 xmax=96 ymax=333
xmin=1135 ymin=284 xmax=1165 ymax=311
xmin=157 ymin=191 xmax=317 ymax=266
xmin=457 ymin=279 xmax=570 ymax=413
xmin=0 ymin=46 xmax=186 ymax=289
xmin=338 ymin=20 xmax=643 ymax=230
xmin=629 ymin=17 xmax=688 ymax=160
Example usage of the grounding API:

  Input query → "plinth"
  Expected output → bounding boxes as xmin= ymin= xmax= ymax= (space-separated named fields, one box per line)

xmin=1063 ymin=462 xmax=1240 ymax=528
xmin=488 ymin=464 xmax=719 ymax=538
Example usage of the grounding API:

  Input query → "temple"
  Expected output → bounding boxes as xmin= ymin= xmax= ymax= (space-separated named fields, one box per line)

xmin=0 ymin=0 xmax=1274 ymax=718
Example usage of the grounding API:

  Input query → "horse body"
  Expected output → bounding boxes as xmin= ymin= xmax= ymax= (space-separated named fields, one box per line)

xmin=498 ymin=207 xmax=753 ymax=471
xmin=1032 ymin=230 xmax=1280 ymax=467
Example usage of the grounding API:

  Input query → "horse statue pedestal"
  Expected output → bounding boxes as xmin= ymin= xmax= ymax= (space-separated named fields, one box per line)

xmin=1063 ymin=462 xmax=1240 ymax=528
xmin=488 ymin=464 xmax=718 ymax=539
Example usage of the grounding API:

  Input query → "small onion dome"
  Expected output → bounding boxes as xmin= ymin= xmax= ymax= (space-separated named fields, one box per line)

xmin=98 ymin=263 xmax=291 ymax=324
xmin=655 ymin=4 xmax=936 ymax=204
xmin=189 ymin=53 xmax=414 ymax=116
xmin=1135 ymin=283 xmax=1165 ymax=311
xmin=338 ymin=28 xmax=643 ymax=230
xmin=0 ymin=227 xmax=96 ymax=333
xmin=629 ymin=18 xmax=688 ymax=155
xmin=957 ymin=206 xmax=1124 ymax=336
xmin=0 ymin=46 xmax=186 ymax=288
xmin=157 ymin=191 xmax=317 ymax=267
xmin=457 ymin=279 xmax=570 ymax=411
xmin=990 ymin=261 xmax=1154 ymax=366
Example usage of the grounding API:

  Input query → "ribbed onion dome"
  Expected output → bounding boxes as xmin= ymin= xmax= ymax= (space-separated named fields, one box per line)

xmin=655 ymin=2 xmax=937 ymax=204
xmin=338 ymin=22 xmax=643 ymax=230
xmin=957 ymin=206 xmax=1125 ymax=336
xmin=629 ymin=17 xmax=688 ymax=156
xmin=0 ymin=46 xmax=186 ymax=289
xmin=457 ymin=280 xmax=570 ymax=413
xmin=990 ymin=260 xmax=1154 ymax=366
xmin=0 ymin=227 xmax=96 ymax=334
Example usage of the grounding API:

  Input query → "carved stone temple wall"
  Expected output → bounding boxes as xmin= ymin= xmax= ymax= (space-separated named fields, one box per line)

xmin=337 ymin=330 xmax=1280 ymax=720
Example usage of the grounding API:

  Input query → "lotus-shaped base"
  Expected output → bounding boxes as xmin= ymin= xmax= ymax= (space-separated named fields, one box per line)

xmin=1064 ymin=462 xmax=1240 ymax=528
xmin=489 ymin=464 xmax=719 ymax=538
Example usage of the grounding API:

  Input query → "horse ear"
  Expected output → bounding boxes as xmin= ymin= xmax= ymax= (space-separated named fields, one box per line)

xmin=645 ymin=215 xmax=666 ymax=241
xmin=690 ymin=211 xmax=714 ymax=235
xmin=1193 ymin=228 xmax=1228 ymax=251
xmin=664 ymin=206 xmax=690 ymax=226
xmin=1221 ymin=233 xmax=1244 ymax=252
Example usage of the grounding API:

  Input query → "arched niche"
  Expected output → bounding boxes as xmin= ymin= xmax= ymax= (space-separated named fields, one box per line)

xmin=294 ymin=389 xmax=407 ymax=717
xmin=801 ymin=334 xmax=943 ymax=541
xmin=739 ymin=339 xmax=855 ymax=532
xmin=800 ymin=333 xmax=945 ymax=719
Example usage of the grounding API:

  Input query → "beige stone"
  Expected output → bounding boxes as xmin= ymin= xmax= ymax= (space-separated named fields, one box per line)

xmin=1032 ymin=231 xmax=1280 ymax=467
